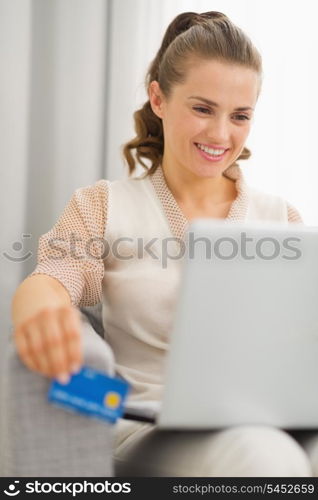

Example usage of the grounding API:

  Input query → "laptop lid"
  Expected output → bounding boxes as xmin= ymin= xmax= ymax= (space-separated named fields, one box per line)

xmin=157 ymin=220 xmax=318 ymax=430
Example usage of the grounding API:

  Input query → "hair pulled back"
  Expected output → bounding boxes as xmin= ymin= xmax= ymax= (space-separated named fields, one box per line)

xmin=122 ymin=11 xmax=263 ymax=175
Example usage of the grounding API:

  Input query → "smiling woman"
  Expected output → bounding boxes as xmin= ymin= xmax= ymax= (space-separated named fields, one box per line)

xmin=11 ymin=10 xmax=315 ymax=479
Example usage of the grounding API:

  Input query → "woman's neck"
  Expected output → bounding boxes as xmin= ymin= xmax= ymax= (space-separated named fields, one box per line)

xmin=160 ymin=161 xmax=237 ymax=209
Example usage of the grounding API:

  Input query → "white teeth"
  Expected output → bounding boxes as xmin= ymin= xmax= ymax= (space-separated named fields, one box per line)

xmin=196 ymin=143 xmax=226 ymax=155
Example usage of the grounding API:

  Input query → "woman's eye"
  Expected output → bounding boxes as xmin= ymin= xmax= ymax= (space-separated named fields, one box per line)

xmin=193 ymin=107 xmax=250 ymax=121
xmin=235 ymin=115 xmax=250 ymax=121
xmin=193 ymin=106 xmax=210 ymax=114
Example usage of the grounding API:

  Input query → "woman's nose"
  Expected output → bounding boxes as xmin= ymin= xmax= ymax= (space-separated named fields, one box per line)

xmin=206 ymin=117 xmax=229 ymax=145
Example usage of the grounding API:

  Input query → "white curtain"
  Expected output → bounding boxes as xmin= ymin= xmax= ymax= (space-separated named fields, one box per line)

xmin=1 ymin=0 xmax=317 ymax=339
xmin=0 ymin=0 xmax=109 ymax=343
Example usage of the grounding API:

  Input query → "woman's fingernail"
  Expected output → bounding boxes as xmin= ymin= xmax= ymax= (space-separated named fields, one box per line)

xmin=57 ymin=373 xmax=70 ymax=384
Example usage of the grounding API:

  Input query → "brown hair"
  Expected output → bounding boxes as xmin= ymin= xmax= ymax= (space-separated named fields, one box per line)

xmin=122 ymin=11 xmax=263 ymax=176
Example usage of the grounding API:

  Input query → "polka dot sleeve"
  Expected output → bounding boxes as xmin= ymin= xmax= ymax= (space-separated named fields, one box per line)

xmin=29 ymin=179 xmax=108 ymax=307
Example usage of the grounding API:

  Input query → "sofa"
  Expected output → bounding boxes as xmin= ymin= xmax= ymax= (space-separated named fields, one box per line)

xmin=0 ymin=303 xmax=116 ymax=477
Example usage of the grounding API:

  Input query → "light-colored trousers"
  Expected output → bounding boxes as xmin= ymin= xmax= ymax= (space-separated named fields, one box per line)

xmin=114 ymin=418 xmax=318 ymax=476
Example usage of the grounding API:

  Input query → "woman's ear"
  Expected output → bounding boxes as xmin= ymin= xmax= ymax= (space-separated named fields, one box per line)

xmin=148 ymin=81 xmax=164 ymax=119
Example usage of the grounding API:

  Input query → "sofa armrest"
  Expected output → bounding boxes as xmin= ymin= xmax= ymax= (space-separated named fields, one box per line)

xmin=0 ymin=312 xmax=116 ymax=477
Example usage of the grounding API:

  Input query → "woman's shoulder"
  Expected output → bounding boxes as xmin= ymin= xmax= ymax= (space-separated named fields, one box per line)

xmin=246 ymin=186 xmax=303 ymax=223
xmin=72 ymin=175 xmax=152 ymax=213
xmin=84 ymin=172 xmax=148 ymax=190
xmin=247 ymin=185 xmax=287 ymax=205
xmin=70 ymin=179 xmax=109 ymax=205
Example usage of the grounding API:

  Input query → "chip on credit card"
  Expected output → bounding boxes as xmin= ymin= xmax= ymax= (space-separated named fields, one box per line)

xmin=47 ymin=365 xmax=130 ymax=424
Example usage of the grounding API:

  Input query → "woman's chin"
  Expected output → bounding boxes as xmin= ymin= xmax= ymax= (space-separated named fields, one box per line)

xmin=188 ymin=163 xmax=230 ymax=179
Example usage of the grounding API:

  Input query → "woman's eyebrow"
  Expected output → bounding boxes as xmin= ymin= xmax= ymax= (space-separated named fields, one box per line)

xmin=188 ymin=96 xmax=254 ymax=111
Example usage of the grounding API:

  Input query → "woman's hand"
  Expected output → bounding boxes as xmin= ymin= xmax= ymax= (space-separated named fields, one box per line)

xmin=13 ymin=305 xmax=83 ymax=384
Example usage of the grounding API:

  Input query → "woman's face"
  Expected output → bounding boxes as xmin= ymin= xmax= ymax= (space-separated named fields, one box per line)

xmin=149 ymin=59 xmax=259 ymax=179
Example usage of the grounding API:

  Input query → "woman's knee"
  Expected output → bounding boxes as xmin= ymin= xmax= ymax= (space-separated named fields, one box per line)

xmin=205 ymin=425 xmax=312 ymax=477
xmin=114 ymin=424 xmax=313 ymax=477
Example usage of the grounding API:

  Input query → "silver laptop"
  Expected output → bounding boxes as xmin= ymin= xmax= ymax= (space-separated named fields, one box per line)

xmin=124 ymin=220 xmax=318 ymax=430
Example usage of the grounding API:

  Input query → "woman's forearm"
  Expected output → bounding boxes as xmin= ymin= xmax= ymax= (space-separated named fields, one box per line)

xmin=11 ymin=274 xmax=72 ymax=329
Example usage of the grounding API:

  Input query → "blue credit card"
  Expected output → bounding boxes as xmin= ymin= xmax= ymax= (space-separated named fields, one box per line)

xmin=47 ymin=366 xmax=130 ymax=424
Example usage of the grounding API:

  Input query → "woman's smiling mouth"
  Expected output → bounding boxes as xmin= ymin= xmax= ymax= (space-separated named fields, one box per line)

xmin=194 ymin=142 xmax=229 ymax=162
